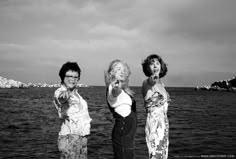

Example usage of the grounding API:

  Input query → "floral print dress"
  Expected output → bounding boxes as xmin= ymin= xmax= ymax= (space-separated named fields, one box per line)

xmin=144 ymin=87 xmax=170 ymax=159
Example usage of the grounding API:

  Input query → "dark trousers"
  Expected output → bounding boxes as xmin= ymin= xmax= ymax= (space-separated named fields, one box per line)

xmin=112 ymin=111 xmax=137 ymax=159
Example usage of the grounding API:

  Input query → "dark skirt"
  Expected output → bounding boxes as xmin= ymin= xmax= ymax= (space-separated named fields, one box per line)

xmin=112 ymin=111 xmax=137 ymax=159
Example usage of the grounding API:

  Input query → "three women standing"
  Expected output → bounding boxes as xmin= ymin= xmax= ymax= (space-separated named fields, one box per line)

xmin=53 ymin=54 xmax=170 ymax=159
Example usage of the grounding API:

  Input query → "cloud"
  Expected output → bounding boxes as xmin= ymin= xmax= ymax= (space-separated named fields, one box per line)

xmin=89 ymin=23 xmax=139 ymax=38
xmin=161 ymin=0 xmax=236 ymax=44
xmin=0 ymin=0 xmax=235 ymax=86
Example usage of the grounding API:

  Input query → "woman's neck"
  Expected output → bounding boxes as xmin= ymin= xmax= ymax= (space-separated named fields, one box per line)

xmin=62 ymin=84 xmax=75 ymax=93
xmin=147 ymin=77 xmax=162 ymax=86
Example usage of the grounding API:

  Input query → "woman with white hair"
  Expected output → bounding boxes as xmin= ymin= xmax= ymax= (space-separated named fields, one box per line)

xmin=104 ymin=59 xmax=137 ymax=159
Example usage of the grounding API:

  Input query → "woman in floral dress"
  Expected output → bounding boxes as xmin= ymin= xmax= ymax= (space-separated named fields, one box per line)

xmin=142 ymin=54 xmax=170 ymax=159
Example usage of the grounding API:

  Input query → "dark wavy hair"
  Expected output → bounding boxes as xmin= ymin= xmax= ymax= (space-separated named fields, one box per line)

xmin=59 ymin=61 xmax=81 ymax=83
xmin=142 ymin=54 xmax=168 ymax=78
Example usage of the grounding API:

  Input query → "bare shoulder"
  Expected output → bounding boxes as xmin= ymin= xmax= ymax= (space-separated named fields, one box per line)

xmin=142 ymin=80 xmax=147 ymax=90
xmin=142 ymin=79 xmax=151 ymax=97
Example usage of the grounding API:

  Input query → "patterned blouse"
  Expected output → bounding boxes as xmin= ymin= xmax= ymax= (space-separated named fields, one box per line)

xmin=54 ymin=85 xmax=92 ymax=136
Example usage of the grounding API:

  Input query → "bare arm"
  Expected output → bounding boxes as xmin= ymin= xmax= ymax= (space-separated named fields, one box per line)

xmin=142 ymin=79 xmax=153 ymax=102
xmin=111 ymin=80 xmax=122 ymax=97
xmin=54 ymin=90 xmax=70 ymax=121
xmin=107 ymin=80 xmax=125 ymax=108
xmin=142 ymin=80 xmax=147 ymax=98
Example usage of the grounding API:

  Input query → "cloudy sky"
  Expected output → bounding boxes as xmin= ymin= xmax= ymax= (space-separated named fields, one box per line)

xmin=0 ymin=0 xmax=235 ymax=87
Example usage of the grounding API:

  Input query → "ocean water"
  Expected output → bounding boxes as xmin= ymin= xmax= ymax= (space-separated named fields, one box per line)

xmin=0 ymin=87 xmax=235 ymax=159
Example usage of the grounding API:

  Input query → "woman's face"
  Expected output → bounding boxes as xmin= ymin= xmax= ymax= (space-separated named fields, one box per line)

xmin=63 ymin=70 xmax=79 ymax=90
xmin=149 ymin=58 xmax=161 ymax=76
xmin=112 ymin=62 xmax=128 ymax=82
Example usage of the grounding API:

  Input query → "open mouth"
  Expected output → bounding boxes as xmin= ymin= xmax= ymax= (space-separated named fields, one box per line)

xmin=68 ymin=82 xmax=76 ymax=86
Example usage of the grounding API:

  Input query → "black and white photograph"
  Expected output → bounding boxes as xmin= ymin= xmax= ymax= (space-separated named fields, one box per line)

xmin=0 ymin=0 xmax=235 ymax=158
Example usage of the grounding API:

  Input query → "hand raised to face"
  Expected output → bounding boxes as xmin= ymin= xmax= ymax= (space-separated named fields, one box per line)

xmin=148 ymin=73 xmax=160 ymax=86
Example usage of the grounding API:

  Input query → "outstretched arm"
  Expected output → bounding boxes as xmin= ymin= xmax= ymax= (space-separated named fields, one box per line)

xmin=111 ymin=80 xmax=122 ymax=97
xmin=54 ymin=90 xmax=70 ymax=121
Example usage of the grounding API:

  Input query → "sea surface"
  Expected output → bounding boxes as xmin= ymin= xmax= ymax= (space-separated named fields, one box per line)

xmin=0 ymin=86 xmax=236 ymax=159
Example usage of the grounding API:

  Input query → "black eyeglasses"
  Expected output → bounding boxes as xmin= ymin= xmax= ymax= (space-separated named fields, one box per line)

xmin=65 ymin=75 xmax=80 ymax=80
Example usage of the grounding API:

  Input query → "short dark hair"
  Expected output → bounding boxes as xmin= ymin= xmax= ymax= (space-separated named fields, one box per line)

xmin=142 ymin=54 xmax=168 ymax=78
xmin=59 ymin=62 xmax=81 ymax=83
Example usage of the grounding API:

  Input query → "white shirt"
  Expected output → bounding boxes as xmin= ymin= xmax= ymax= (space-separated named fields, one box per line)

xmin=107 ymin=84 xmax=132 ymax=117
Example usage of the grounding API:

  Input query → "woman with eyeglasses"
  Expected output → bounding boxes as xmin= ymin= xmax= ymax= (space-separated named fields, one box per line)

xmin=53 ymin=61 xmax=92 ymax=159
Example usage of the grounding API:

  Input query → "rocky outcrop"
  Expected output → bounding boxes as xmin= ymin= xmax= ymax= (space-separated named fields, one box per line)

xmin=195 ymin=76 xmax=236 ymax=92
xmin=0 ymin=76 xmax=27 ymax=88
xmin=0 ymin=76 xmax=89 ymax=88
